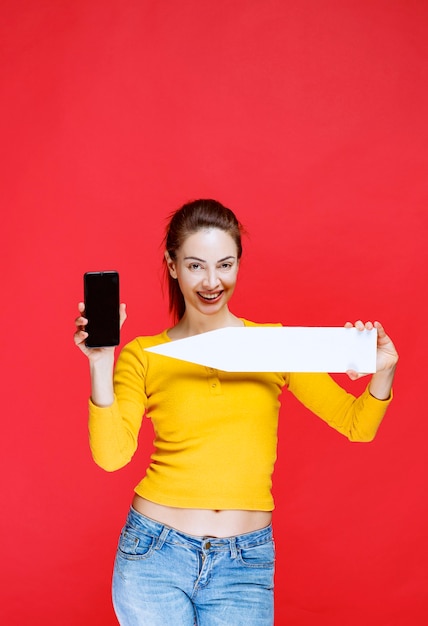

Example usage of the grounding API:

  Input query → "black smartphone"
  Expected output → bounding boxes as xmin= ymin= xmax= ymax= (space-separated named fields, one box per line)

xmin=83 ymin=271 xmax=120 ymax=347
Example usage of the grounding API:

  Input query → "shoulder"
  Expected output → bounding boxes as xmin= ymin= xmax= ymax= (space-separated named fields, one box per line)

xmin=114 ymin=330 xmax=172 ymax=381
xmin=117 ymin=329 xmax=170 ymax=361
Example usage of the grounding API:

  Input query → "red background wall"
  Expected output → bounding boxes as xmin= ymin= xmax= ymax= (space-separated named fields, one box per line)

xmin=1 ymin=1 xmax=427 ymax=624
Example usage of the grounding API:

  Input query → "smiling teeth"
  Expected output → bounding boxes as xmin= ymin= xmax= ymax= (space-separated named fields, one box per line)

xmin=200 ymin=292 xmax=220 ymax=300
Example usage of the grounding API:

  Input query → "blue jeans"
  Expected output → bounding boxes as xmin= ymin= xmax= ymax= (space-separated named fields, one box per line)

xmin=112 ymin=507 xmax=275 ymax=625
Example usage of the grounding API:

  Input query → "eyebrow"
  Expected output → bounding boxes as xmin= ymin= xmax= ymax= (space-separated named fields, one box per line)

xmin=183 ymin=255 xmax=236 ymax=263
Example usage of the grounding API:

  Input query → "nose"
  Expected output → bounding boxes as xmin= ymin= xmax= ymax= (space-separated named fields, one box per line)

xmin=202 ymin=267 xmax=220 ymax=290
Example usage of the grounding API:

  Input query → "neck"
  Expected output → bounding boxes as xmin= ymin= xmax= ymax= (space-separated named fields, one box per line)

xmin=170 ymin=308 xmax=243 ymax=339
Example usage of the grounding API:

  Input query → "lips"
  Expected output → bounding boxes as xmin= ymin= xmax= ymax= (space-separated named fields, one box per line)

xmin=197 ymin=291 xmax=223 ymax=302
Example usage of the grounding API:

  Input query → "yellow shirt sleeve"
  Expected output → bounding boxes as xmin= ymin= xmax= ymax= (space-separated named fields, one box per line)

xmin=88 ymin=337 xmax=149 ymax=471
xmin=286 ymin=372 xmax=392 ymax=442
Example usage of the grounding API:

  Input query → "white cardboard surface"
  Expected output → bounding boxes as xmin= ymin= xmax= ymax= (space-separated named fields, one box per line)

xmin=145 ymin=326 xmax=377 ymax=373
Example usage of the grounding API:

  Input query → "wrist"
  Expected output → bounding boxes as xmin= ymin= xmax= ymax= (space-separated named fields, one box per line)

xmin=89 ymin=353 xmax=115 ymax=374
xmin=89 ymin=355 xmax=115 ymax=407
xmin=369 ymin=366 xmax=396 ymax=401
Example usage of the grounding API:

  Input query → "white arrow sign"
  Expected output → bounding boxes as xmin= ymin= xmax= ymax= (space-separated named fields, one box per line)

xmin=145 ymin=327 xmax=377 ymax=373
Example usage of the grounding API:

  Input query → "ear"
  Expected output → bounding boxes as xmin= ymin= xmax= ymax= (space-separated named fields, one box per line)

xmin=164 ymin=250 xmax=178 ymax=279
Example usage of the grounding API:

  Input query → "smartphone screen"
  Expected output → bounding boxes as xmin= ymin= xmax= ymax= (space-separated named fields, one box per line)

xmin=84 ymin=271 xmax=120 ymax=347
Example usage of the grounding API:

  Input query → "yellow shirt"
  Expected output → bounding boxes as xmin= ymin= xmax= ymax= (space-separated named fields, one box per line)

xmin=88 ymin=320 xmax=392 ymax=511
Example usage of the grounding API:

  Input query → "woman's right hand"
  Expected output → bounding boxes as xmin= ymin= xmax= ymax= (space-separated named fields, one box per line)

xmin=74 ymin=301 xmax=127 ymax=362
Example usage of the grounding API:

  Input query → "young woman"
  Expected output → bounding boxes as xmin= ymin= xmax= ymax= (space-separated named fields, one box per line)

xmin=74 ymin=199 xmax=398 ymax=626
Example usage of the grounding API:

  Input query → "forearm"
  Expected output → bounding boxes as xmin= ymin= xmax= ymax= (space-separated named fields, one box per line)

xmin=369 ymin=365 xmax=396 ymax=401
xmin=88 ymin=343 xmax=146 ymax=471
xmin=287 ymin=372 xmax=391 ymax=441
xmin=88 ymin=397 xmax=138 ymax=471
xmin=89 ymin=354 xmax=115 ymax=407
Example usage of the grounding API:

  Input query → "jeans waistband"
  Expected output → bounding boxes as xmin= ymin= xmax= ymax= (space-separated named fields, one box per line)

xmin=126 ymin=506 xmax=273 ymax=551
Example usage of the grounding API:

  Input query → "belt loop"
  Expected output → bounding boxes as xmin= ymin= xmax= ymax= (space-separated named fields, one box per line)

xmin=229 ymin=537 xmax=238 ymax=559
xmin=156 ymin=527 xmax=169 ymax=550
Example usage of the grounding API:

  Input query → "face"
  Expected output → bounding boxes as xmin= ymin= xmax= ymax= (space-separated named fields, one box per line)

xmin=166 ymin=228 xmax=240 ymax=317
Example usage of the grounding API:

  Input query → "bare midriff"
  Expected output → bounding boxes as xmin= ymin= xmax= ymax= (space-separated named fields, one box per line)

xmin=132 ymin=494 xmax=272 ymax=538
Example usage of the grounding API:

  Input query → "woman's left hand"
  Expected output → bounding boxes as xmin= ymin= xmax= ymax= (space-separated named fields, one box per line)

xmin=345 ymin=320 xmax=398 ymax=381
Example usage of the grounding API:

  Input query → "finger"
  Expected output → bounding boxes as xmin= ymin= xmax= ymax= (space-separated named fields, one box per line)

xmin=346 ymin=369 xmax=368 ymax=380
xmin=75 ymin=315 xmax=88 ymax=328
xmin=78 ymin=302 xmax=85 ymax=314
xmin=344 ymin=322 xmax=353 ymax=328
xmin=374 ymin=321 xmax=386 ymax=336
xmin=364 ymin=321 xmax=374 ymax=330
xmin=74 ymin=330 xmax=88 ymax=345
xmin=119 ymin=303 xmax=127 ymax=328
xmin=346 ymin=369 xmax=360 ymax=380
xmin=355 ymin=320 xmax=365 ymax=331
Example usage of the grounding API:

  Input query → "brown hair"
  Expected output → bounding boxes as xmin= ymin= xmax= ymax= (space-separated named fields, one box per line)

xmin=164 ymin=199 xmax=244 ymax=321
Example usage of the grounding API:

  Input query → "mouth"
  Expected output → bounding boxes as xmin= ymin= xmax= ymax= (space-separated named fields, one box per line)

xmin=197 ymin=291 xmax=224 ymax=303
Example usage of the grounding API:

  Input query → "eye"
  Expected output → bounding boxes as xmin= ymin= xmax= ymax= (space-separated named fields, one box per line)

xmin=219 ymin=262 xmax=233 ymax=270
xmin=188 ymin=262 xmax=203 ymax=271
